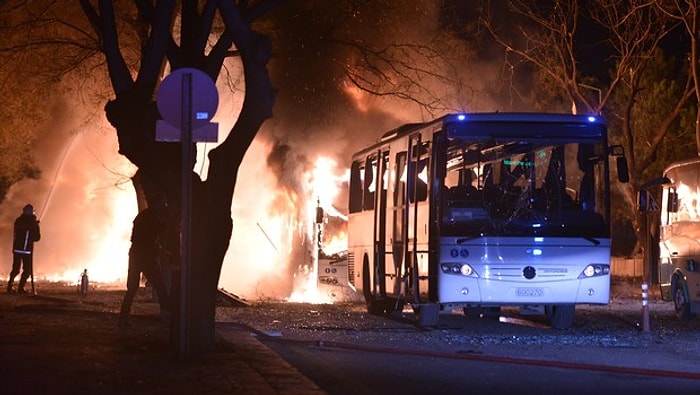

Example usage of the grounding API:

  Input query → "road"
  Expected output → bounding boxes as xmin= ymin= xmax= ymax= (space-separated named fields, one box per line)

xmin=217 ymin=283 xmax=700 ymax=394
xmin=263 ymin=338 xmax=699 ymax=394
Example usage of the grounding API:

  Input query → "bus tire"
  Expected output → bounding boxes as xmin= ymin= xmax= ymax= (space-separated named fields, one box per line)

xmin=545 ymin=304 xmax=575 ymax=329
xmin=416 ymin=303 xmax=440 ymax=327
xmin=672 ymin=275 xmax=695 ymax=320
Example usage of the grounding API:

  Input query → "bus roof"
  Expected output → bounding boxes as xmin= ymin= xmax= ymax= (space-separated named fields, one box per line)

xmin=354 ymin=112 xmax=607 ymax=158
xmin=663 ymin=157 xmax=700 ymax=177
xmin=443 ymin=112 xmax=606 ymax=140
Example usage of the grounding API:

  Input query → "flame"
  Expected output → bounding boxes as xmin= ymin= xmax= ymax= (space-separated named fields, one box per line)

xmin=322 ymin=231 xmax=348 ymax=256
xmin=4 ymin=129 xmax=350 ymax=302
xmin=218 ymin=139 xmax=351 ymax=302
xmin=4 ymin=130 xmax=137 ymax=286
xmin=287 ymin=155 xmax=348 ymax=303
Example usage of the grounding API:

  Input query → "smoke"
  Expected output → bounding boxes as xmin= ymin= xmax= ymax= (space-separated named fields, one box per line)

xmin=1 ymin=1 xmax=526 ymax=300
xmin=219 ymin=137 xmax=300 ymax=299
xmin=216 ymin=0 xmax=505 ymax=299
xmin=0 ymin=98 xmax=137 ymax=283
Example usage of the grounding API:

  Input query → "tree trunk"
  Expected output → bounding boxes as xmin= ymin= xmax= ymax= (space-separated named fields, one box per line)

xmin=89 ymin=0 xmax=276 ymax=355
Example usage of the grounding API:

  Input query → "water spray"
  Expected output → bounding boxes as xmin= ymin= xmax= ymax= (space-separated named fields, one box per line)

xmin=38 ymin=132 xmax=81 ymax=221
xmin=30 ymin=132 xmax=81 ymax=292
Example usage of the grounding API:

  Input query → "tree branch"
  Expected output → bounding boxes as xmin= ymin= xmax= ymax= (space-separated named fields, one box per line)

xmin=96 ymin=0 xmax=133 ymax=95
xmin=134 ymin=0 xmax=175 ymax=94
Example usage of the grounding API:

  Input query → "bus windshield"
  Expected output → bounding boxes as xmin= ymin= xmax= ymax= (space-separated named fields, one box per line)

xmin=440 ymin=140 xmax=608 ymax=239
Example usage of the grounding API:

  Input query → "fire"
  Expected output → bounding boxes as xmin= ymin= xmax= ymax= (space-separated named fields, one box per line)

xmin=322 ymin=231 xmax=348 ymax=257
xmin=2 ymin=129 xmax=351 ymax=302
xmin=218 ymin=138 xmax=352 ymax=302
xmin=0 ymin=130 xmax=137 ymax=286
xmin=287 ymin=155 xmax=349 ymax=303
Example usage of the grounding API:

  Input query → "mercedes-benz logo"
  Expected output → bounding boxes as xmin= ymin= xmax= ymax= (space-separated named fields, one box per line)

xmin=523 ymin=266 xmax=536 ymax=279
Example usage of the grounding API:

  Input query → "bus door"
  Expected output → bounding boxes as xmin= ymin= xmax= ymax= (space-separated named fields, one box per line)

xmin=404 ymin=135 xmax=429 ymax=303
xmin=391 ymin=151 xmax=408 ymax=298
xmin=372 ymin=150 xmax=390 ymax=298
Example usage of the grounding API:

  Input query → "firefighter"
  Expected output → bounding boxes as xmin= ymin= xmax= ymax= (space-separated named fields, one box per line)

xmin=7 ymin=204 xmax=41 ymax=294
xmin=118 ymin=193 xmax=171 ymax=328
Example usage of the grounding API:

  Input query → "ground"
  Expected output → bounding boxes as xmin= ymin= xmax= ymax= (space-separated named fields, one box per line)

xmin=0 ymin=282 xmax=318 ymax=395
xmin=2 ymin=278 xmax=700 ymax=394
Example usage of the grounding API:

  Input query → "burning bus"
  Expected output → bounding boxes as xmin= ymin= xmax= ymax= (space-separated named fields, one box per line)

xmin=652 ymin=158 xmax=700 ymax=319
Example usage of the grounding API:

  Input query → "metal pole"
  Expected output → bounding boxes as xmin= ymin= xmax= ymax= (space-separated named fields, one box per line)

xmin=641 ymin=206 xmax=651 ymax=332
xmin=645 ymin=209 xmax=650 ymax=284
xmin=641 ymin=282 xmax=650 ymax=332
xmin=179 ymin=72 xmax=193 ymax=357
xmin=30 ymin=265 xmax=35 ymax=295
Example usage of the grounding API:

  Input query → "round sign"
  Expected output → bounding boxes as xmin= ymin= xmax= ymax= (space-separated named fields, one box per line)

xmin=156 ymin=67 xmax=219 ymax=130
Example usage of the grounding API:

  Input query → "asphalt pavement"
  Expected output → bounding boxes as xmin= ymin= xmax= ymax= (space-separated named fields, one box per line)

xmin=0 ymin=281 xmax=326 ymax=395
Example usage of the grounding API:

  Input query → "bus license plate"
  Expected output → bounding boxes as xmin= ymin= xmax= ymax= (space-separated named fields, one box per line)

xmin=516 ymin=287 xmax=544 ymax=297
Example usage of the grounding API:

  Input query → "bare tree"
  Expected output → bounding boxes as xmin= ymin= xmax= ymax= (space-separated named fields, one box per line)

xmin=482 ymin=0 xmax=696 ymax=256
xmin=78 ymin=0 xmax=279 ymax=354
xmin=311 ymin=0 xmax=478 ymax=118
xmin=0 ymin=1 xmax=93 ymax=201
xmin=656 ymin=0 xmax=700 ymax=154
xmin=2 ymin=0 xmax=471 ymax=354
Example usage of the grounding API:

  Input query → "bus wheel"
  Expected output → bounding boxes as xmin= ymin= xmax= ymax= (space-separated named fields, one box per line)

xmin=545 ymin=304 xmax=575 ymax=329
xmin=673 ymin=276 xmax=695 ymax=320
xmin=415 ymin=303 xmax=440 ymax=327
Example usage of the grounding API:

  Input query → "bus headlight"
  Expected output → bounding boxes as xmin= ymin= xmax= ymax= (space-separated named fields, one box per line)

xmin=579 ymin=264 xmax=610 ymax=278
xmin=441 ymin=263 xmax=478 ymax=277
xmin=460 ymin=264 xmax=473 ymax=276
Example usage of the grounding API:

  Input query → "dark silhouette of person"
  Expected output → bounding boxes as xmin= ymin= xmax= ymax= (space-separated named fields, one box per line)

xmin=119 ymin=194 xmax=171 ymax=328
xmin=7 ymin=204 xmax=41 ymax=294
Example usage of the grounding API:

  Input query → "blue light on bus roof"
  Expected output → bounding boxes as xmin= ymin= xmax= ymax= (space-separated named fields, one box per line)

xmin=587 ymin=116 xmax=596 ymax=122
xmin=457 ymin=114 xmax=466 ymax=121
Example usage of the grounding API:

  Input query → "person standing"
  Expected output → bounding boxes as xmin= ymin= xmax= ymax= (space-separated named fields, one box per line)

xmin=7 ymin=204 xmax=41 ymax=294
xmin=119 ymin=194 xmax=171 ymax=328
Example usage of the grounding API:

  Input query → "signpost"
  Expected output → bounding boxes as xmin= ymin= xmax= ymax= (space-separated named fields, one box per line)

xmin=156 ymin=68 xmax=219 ymax=357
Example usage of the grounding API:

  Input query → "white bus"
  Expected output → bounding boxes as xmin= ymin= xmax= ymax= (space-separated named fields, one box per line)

xmin=347 ymin=113 xmax=629 ymax=328
xmin=654 ymin=158 xmax=700 ymax=319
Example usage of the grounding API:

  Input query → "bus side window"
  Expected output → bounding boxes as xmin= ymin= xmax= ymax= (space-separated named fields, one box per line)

xmin=661 ymin=187 xmax=677 ymax=226
xmin=577 ymin=144 xmax=595 ymax=212
xmin=363 ymin=157 xmax=376 ymax=210
xmin=349 ymin=161 xmax=363 ymax=213
xmin=408 ymin=158 xmax=428 ymax=203
xmin=668 ymin=188 xmax=678 ymax=213
xmin=395 ymin=152 xmax=407 ymax=206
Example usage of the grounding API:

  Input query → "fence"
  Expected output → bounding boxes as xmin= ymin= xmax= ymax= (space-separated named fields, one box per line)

xmin=610 ymin=257 xmax=643 ymax=278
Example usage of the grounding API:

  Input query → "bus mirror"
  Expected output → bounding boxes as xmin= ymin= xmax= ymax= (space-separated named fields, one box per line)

xmin=608 ymin=145 xmax=629 ymax=183
xmin=316 ymin=206 xmax=324 ymax=224
xmin=616 ymin=157 xmax=629 ymax=183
